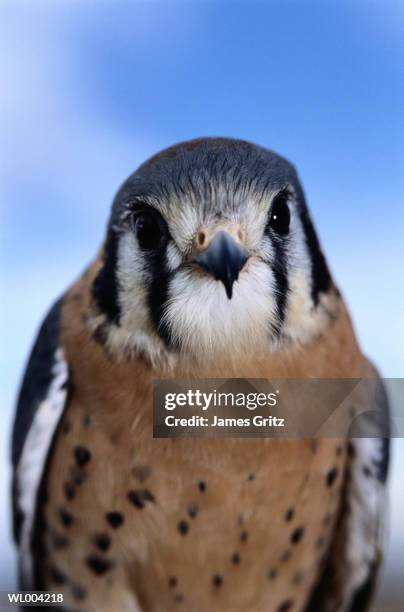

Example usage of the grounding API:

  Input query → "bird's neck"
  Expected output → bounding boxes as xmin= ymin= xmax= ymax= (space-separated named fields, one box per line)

xmin=61 ymin=265 xmax=369 ymax=424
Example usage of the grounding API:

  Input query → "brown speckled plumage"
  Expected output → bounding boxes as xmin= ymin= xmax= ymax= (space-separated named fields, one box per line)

xmin=13 ymin=139 xmax=389 ymax=612
xmin=35 ymin=263 xmax=367 ymax=611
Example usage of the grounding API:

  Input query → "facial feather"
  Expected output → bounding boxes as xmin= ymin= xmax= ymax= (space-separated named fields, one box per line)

xmin=90 ymin=138 xmax=337 ymax=368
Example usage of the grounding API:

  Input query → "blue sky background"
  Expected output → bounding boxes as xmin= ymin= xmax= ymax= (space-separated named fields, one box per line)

xmin=1 ymin=1 xmax=403 ymax=606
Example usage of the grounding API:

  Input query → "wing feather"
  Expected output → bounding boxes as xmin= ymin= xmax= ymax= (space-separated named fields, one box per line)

xmin=305 ymin=379 xmax=390 ymax=612
xmin=11 ymin=298 xmax=69 ymax=587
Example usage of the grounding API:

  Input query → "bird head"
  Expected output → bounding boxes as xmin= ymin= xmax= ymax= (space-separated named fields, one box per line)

xmin=90 ymin=138 xmax=334 ymax=367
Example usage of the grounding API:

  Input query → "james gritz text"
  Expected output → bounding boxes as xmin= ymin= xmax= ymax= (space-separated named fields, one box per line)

xmin=164 ymin=415 xmax=285 ymax=428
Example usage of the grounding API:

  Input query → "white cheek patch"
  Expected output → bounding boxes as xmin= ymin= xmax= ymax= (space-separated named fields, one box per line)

xmin=283 ymin=267 xmax=320 ymax=343
xmin=161 ymin=259 xmax=278 ymax=362
xmin=103 ymin=232 xmax=172 ymax=368
xmin=117 ymin=234 xmax=151 ymax=331
xmin=281 ymin=213 xmax=331 ymax=345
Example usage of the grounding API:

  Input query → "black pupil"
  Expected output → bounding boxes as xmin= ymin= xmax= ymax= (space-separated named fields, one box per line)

xmin=269 ymin=193 xmax=290 ymax=235
xmin=134 ymin=212 xmax=163 ymax=250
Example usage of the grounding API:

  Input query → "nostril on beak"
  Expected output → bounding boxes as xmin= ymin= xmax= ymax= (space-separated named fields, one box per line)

xmin=195 ymin=231 xmax=249 ymax=299
xmin=237 ymin=226 xmax=245 ymax=244
xmin=196 ymin=229 xmax=208 ymax=249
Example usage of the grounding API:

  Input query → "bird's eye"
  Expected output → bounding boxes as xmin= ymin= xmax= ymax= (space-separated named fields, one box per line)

xmin=132 ymin=209 xmax=167 ymax=251
xmin=267 ymin=191 xmax=291 ymax=235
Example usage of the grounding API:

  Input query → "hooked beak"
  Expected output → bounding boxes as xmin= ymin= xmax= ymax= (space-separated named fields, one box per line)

xmin=195 ymin=231 xmax=249 ymax=299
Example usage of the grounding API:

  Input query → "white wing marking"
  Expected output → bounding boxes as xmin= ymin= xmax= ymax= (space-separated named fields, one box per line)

xmin=17 ymin=347 xmax=68 ymax=587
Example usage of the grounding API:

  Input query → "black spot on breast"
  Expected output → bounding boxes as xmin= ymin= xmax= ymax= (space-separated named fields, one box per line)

xmin=169 ymin=576 xmax=178 ymax=588
xmin=268 ymin=568 xmax=278 ymax=580
xmin=178 ymin=520 xmax=189 ymax=535
xmin=92 ymin=322 xmax=109 ymax=346
xmin=59 ymin=508 xmax=74 ymax=527
xmin=62 ymin=420 xmax=71 ymax=435
xmin=106 ymin=512 xmax=124 ymax=528
xmin=74 ymin=446 xmax=91 ymax=467
xmin=240 ymin=530 xmax=248 ymax=543
xmin=132 ymin=465 xmax=152 ymax=483
xmin=63 ymin=482 xmax=75 ymax=501
xmin=69 ymin=465 xmax=85 ymax=486
xmin=291 ymin=526 xmax=304 ymax=545
xmin=175 ymin=593 xmax=184 ymax=604
xmin=326 ymin=467 xmax=339 ymax=487
xmin=198 ymin=481 xmax=206 ymax=493
xmin=127 ymin=491 xmax=145 ymax=509
xmin=93 ymin=532 xmax=111 ymax=552
xmin=187 ymin=503 xmax=199 ymax=519
xmin=280 ymin=550 xmax=292 ymax=563
xmin=86 ymin=555 xmax=114 ymax=575
xmin=285 ymin=508 xmax=294 ymax=522
xmin=71 ymin=584 xmax=87 ymax=601
xmin=363 ymin=466 xmax=372 ymax=478
xmin=50 ymin=566 xmax=66 ymax=585
xmin=127 ymin=489 xmax=156 ymax=509
xmin=247 ymin=472 xmax=255 ymax=481
xmin=292 ymin=571 xmax=304 ymax=586
xmin=141 ymin=489 xmax=155 ymax=502
xmin=212 ymin=574 xmax=223 ymax=587
xmin=50 ymin=529 xmax=69 ymax=550
xmin=82 ymin=414 xmax=91 ymax=428
xmin=347 ymin=441 xmax=356 ymax=458
xmin=278 ymin=599 xmax=294 ymax=611
xmin=231 ymin=552 xmax=241 ymax=565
